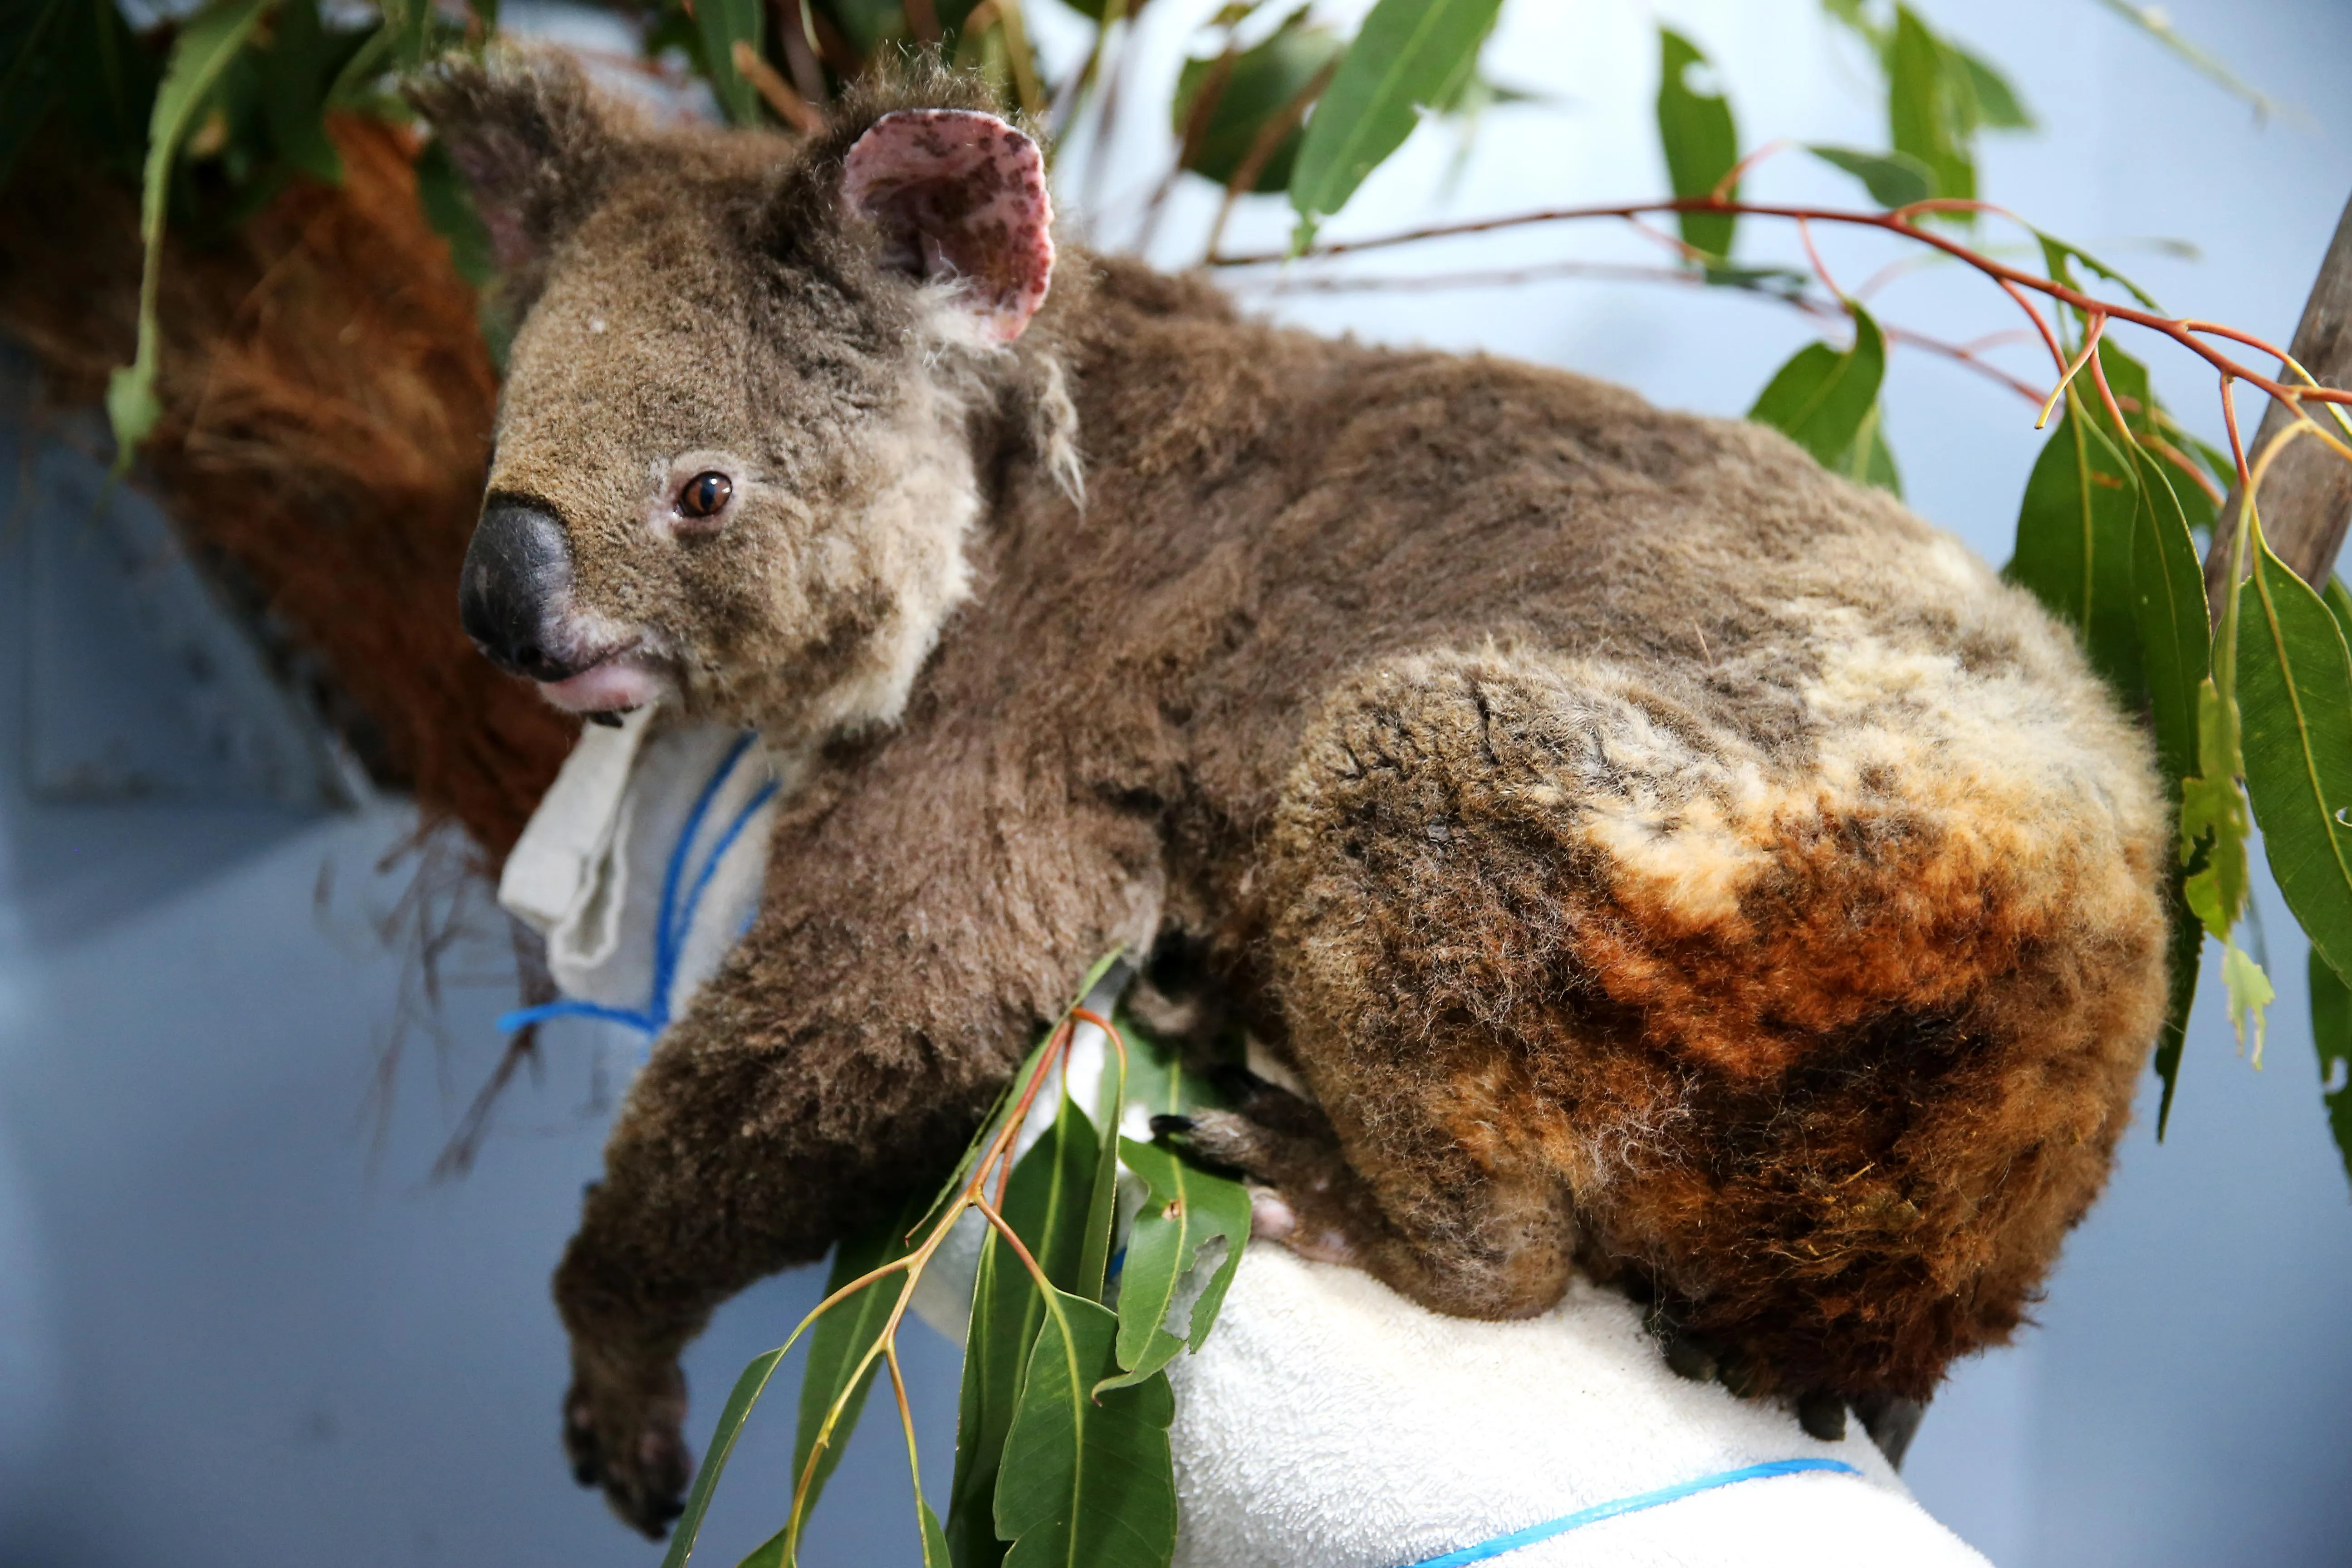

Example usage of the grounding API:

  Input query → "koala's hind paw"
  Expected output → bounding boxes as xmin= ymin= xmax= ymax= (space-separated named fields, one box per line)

xmin=563 ymin=1361 xmax=692 ymax=1540
xmin=1158 ymin=1093 xmax=1370 ymax=1267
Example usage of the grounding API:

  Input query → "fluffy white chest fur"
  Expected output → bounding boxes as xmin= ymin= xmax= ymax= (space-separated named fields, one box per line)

xmin=503 ymin=719 xmax=1993 ymax=1568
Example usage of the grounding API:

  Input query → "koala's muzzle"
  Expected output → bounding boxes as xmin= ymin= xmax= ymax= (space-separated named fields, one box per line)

xmin=461 ymin=499 xmax=576 ymax=680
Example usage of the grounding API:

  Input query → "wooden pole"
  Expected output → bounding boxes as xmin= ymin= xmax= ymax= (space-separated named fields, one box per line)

xmin=2205 ymin=191 xmax=2352 ymax=612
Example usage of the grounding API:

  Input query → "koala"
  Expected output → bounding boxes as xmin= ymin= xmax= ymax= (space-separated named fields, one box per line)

xmin=412 ymin=55 xmax=2171 ymax=1537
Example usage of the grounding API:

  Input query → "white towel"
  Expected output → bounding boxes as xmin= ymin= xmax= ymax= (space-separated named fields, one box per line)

xmin=502 ymin=725 xmax=1993 ymax=1568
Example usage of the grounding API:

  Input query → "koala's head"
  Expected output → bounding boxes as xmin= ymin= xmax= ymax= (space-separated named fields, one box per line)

xmin=410 ymin=54 xmax=1070 ymax=742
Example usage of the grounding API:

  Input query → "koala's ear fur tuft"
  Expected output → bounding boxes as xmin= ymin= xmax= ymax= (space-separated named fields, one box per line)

xmin=403 ymin=48 xmax=623 ymax=278
xmin=840 ymin=109 xmax=1054 ymax=345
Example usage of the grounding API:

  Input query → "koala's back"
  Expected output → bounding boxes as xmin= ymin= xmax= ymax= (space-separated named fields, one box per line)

xmin=985 ymin=260 xmax=2170 ymax=1398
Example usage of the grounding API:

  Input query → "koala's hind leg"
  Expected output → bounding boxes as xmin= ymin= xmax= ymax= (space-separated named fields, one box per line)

xmin=1234 ymin=639 xmax=2169 ymax=1398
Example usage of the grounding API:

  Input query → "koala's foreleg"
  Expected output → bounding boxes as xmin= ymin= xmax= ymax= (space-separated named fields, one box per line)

xmin=552 ymin=745 xmax=1163 ymax=1536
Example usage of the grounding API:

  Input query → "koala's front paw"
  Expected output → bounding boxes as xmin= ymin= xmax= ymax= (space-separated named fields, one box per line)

xmin=563 ymin=1357 xmax=692 ymax=1539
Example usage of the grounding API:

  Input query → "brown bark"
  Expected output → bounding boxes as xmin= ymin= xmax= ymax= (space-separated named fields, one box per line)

xmin=2205 ymin=190 xmax=2352 ymax=611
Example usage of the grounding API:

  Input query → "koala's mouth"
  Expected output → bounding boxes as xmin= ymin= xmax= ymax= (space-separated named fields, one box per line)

xmin=537 ymin=647 xmax=670 ymax=715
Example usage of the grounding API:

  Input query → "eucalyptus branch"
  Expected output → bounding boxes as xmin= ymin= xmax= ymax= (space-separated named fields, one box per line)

xmin=1208 ymin=195 xmax=2352 ymax=415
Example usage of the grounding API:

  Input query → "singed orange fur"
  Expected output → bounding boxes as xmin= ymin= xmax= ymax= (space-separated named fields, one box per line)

xmin=412 ymin=57 xmax=2170 ymax=1534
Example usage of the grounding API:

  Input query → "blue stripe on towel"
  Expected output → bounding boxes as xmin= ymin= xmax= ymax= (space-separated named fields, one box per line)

xmin=1397 ymin=1458 xmax=1863 ymax=1567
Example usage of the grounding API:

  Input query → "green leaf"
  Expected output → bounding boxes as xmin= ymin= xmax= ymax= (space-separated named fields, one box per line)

xmin=2324 ymin=574 xmax=2352 ymax=647
xmin=2308 ymin=947 xmax=2352 ymax=1187
xmin=380 ymin=0 xmax=437 ymax=71
xmin=1887 ymin=5 xmax=1971 ymax=205
xmin=1656 ymin=28 xmax=1739 ymax=261
xmin=790 ymin=1191 xmax=926 ymax=1526
xmin=2128 ymin=441 xmax=2211 ymax=1131
xmin=2151 ymin=900 xmax=2203 ymax=1136
xmin=258 ymin=0 xmax=345 ymax=187
xmin=2034 ymin=230 xmax=2167 ymax=314
xmin=1953 ymin=45 xmax=2033 ymax=130
xmin=108 ymin=0 xmax=274 ymax=472
xmin=995 ymin=1294 xmax=1177 ymax=1568
xmin=1833 ymin=399 xmax=1903 ymax=497
xmin=1289 ymin=0 xmax=1505 ymax=241
xmin=2237 ymin=533 xmax=2352 ymax=988
xmin=1748 ymin=301 xmax=1887 ymax=475
xmin=2181 ymin=679 xmax=2252 ymax=942
xmin=7 ymin=0 xmax=159 ymax=189
xmin=2004 ymin=389 xmax=2145 ymax=699
xmin=946 ymin=1096 xmax=1103 ymax=1568
xmin=1100 ymin=1137 xmax=1250 ymax=1394
xmin=658 ymin=1347 xmax=794 ymax=1568
xmin=1806 ymin=144 xmax=1933 ymax=209
xmin=0 ymin=0 xmax=72 ymax=191
xmin=1821 ymin=0 xmax=1891 ymax=54
xmin=1074 ymin=1029 xmax=1127 ymax=1307
xmin=2130 ymin=446 xmax=2213 ymax=787
xmin=2221 ymin=939 xmax=2275 ymax=1061
xmin=694 ymin=0 xmax=766 ymax=127
xmin=1172 ymin=21 xmax=1345 ymax=193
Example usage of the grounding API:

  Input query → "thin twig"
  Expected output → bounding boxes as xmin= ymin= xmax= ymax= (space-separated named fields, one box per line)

xmin=1207 ymin=195 xmax=2352 ymax=410
xmin=1230 ymin=257 xmax=2053 ymax=405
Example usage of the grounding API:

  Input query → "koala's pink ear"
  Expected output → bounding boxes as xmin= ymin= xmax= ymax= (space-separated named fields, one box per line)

xmin=405 ymin=51 xmax=618 ymax=277
xmin=841 ymin=109 xmax=1054 ymax=344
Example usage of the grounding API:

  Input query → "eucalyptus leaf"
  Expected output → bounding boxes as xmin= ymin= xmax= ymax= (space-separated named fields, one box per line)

xmin=995 ymin=1294 xmax=1177 ymax=1568
xmin=2181 ymin=679 xmax=2252 ymax=942
xmin=1888 ymin=5 xmax=1971 ymax=205
xmin=1101 ymin=1136 xmax=1250 ymax=1393
xmin=258 ymin=0 xmax=345 ymax=187
xmin=695 ymin=0 xmax=766 ymax=127
xmin=1748 ymin=301 xmax=1887 ymax=475
xmin=2034 ymin=230 xmax=2166 ymax=314
xmin=1075 ymin=1023 xmax=1128 ymax=1306
xmin=658 ymin=1347 xmax=793 ymax=1568
xmin=2237 ymin=533 xmax=2352 ymax=987
xmin=2129 ymin=441 xmax=2211 ymax=1130
xmin=0 ymin=0 xmax=74 ymax=191
xmin=946 ymin=1095 xmax=1103 ymax=1568
xmin=2220 ymin=939 xmax=2274 ymax=1059
xmin=2328 ymin=575 xmax=2352 ymax=647
xmin=1954 ymin=45 xmax=2033 ymax=130
xmin=1656 ymin=28 xmax=1739 ymax=261
xmin=790 ymin=1191 xmax=927 ymax=1527
xmin=918 ymin=1496 xmax=955 ymax=1568
xmin=2004 ymin=388 xmax=2145 ymax=700
xmin=380 ymin=0 xmax=436 ymax=71
xmin=108 ymin=0 xmax=274 ymax=472
xmin=1289 ymin=0 xmax=1504 ymax=244
xmin=1807 ymin=144 xmax=1933 ymax=209
xmin=2131 ymin=445 xmax=2212 ymax=788
xmin=1836 ymin=399 xmax=1902 ymax=497
xmin=1172 ymin=21 xmax=1343 ymax=193
xmin=2308 ymin=948 xmax=2352 ymax=1187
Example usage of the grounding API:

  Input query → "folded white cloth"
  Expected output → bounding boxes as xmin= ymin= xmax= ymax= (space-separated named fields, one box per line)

xmin=498 ymin=710 xmax=791 ymax=1027
xmin=502 ymin=722 xmax=1993 ymax=1568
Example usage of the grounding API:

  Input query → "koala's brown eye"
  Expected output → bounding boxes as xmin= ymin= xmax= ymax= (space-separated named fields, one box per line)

xmin=679 ymin=471 xmax=732 ymax=519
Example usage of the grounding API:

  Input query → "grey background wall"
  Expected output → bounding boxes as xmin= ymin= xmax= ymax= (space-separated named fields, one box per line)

xmin=3 ymin=1 xmax=2349 ymax=1564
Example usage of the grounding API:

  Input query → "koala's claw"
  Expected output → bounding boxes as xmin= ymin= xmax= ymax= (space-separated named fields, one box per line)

xmin=562 ymin=1365 xmax=693 ymax=1540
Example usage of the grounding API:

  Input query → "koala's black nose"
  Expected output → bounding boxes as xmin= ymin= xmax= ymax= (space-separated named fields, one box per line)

xmin=460 ymin=500 xmax=576 ymax=681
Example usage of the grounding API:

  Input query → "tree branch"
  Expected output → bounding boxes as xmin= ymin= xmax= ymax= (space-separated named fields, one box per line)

xmin=2206 ymin=191 xmax=2352 ymax=612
